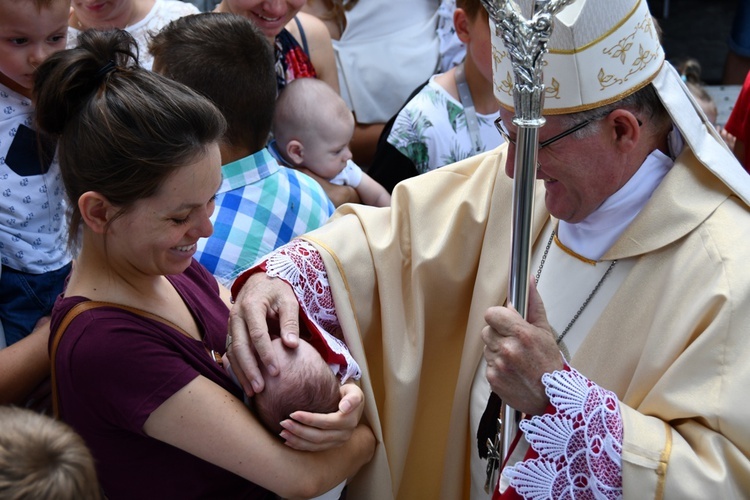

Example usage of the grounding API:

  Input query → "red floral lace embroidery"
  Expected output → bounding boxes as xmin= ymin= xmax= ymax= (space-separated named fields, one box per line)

xmin=504 ymin=368 xmax=623 ymax=499
xmin=265 ymin=239 xmax=340 ymax=338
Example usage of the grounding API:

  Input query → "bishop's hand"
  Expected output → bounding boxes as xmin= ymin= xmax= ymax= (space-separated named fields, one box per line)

xmin=482 ymin=278 xmax=565 ymax=416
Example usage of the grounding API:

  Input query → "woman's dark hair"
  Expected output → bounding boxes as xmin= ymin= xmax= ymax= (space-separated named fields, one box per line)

xmin=34 ymin=29 xmax=226 ymax=251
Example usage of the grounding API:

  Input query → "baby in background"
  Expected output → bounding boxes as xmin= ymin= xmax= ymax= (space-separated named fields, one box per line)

xmin=270 ymin=78 xmax=391 ymax=207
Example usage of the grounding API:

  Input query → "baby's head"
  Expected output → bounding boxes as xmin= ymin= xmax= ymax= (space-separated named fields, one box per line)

xmin=272 ymin=78 xmax=354 ymax=180
xmin=254 ymin=337 xmax=341 ymax=435
xmin=0 ymin=0 xmax=70 ymax=97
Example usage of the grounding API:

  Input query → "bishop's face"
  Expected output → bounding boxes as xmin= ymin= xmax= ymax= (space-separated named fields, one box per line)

xmin=500 ymin=108 xmax=634 ymax=224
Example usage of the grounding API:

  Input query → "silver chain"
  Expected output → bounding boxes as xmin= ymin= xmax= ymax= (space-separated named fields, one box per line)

xmin=535 ymin=230 xmax=618 ymax=345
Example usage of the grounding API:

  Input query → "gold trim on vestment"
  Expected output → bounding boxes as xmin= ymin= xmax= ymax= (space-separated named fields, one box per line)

xmin=498 ymin=64 xmax=662 ymax=115
xmin=553 ymin=233 xmax=597 ymax=265
xmin=550 ymin=0 xmax=643 ymax=55
xmin=655 ymin=421 xmax=672 ymax=500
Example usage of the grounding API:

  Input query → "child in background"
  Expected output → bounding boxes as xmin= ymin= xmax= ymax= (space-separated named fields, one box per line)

xmin=0 ymin=406 xmax=102 ymax=500
xmin=67 ymin=0 xmax=199 ymax=71
xmin=150 ymin=13 xmax=334 ymax=286
xmin=368 ymin=0 xmax=502 ymax=192
xmin=0 ymin=0 xmax=72 ymax=346
xmin=677 ymin=57 xmax=737 ymax=151
xmin=271 ymin=78 xmax=391 ymax=208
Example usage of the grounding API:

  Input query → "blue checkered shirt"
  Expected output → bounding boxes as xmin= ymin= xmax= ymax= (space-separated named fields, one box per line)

xmin=195 ymin=148 xmax=334 ymax=286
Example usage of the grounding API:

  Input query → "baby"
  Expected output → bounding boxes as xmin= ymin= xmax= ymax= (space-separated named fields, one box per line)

xmin=271 ymin=78 xmax=391 ymax=207
xmin=227 ymin=319 xmax=361 ymax=435
xmin=253 ymin=336 xmax=341 ymax=434
xmin=227 ymin=325 xmax=360 ymax=500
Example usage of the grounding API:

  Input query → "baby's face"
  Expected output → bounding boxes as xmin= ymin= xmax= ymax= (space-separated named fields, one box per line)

xmin=301 ymin=112 xmax=354 ymax=180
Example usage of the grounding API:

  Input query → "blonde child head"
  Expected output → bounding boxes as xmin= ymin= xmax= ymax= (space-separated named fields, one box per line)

xmin=0 ymin=406 xmax=102 ymax=499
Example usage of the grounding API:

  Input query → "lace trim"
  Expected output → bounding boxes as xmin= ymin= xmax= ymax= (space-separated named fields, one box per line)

xmin=504 ymin=368 xmax=623 ymax=499
xmin=266 ymin=239 xmax=361 ymax=383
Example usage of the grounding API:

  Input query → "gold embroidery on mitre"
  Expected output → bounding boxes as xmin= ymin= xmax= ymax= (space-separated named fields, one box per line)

xmin=545 ymin=78 xmax=561 ymax=100
xmin=598 ymin=12 xmax=661 ymax=89
xmin=496 ymin=71 xmax=514 ymax=98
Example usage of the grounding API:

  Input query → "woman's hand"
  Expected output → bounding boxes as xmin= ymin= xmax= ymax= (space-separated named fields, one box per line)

xmin=280 ymin=382 xmax=365 ymax=451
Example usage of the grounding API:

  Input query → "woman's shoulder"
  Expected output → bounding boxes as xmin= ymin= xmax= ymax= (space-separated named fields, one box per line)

xmin=288 ymin=11 xmax=331 ymax=47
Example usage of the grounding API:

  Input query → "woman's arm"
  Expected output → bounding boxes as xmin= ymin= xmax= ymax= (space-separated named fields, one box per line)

xmin=0 ymin=317 xmax=51 ymax=405
xmin=288 ymin=12 xmax=340 ymax=94
xmin=144 ymin=375 xmax=375 ymax=499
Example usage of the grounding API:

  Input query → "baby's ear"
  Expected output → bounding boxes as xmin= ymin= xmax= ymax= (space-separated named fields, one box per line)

xmin=286 ymin=140 xmax=305 ymax=165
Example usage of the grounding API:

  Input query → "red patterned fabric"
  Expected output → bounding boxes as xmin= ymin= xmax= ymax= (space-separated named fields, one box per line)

xmin=275 ymin=29 xmax=317 ymax=91
xmin=232 ymin=239 xmax=360 ymax=382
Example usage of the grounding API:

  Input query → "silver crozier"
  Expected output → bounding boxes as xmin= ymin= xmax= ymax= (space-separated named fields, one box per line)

xmin=479 ymin=0 xmax=574 ymax=490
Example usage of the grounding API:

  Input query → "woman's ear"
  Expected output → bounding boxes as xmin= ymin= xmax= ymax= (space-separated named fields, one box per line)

xmin=78 ymin=191 xmax=114 ymax=234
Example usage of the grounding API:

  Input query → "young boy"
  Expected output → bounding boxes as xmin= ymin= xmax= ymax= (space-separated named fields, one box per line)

xmin=0 ymin=406 xmax=102 ymax=499
xmin=270 ymin=78 xmax=392 ymax=208
xmin=0 ymin=0 xmax=72 ymax=346
xmin=149 ymin=13 xmax=335 ymax=287
xmin=367 ymin=0 xmax=503 ymax=192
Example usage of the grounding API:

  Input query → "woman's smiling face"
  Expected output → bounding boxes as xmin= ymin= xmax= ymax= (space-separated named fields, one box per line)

xmin=104 ymin=144 xmax=222 ymax=278
xmin=217 ymin=0 xmax=306 ymax=39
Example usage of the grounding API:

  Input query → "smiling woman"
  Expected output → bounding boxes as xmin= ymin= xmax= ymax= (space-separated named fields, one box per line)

xmin=214 ymin=0 xmax=339 ymax=92
xmin=34 ymin=28 xmax=374 ymax=499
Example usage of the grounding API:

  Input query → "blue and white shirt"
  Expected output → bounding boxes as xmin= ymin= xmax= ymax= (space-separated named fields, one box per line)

xmin=0 ymin=83 xmax=69 ymax=274
xmin=195 ymin=148 xmax=334 ymax=287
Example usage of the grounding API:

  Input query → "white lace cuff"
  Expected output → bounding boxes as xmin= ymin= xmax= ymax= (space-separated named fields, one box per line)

xmin=265 ymin=239 xmax=361 ymax=383
xmin=504 ymin=367 xmax=623 ymax=499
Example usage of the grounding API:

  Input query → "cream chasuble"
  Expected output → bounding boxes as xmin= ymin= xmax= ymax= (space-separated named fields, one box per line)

xmin=298 ymin=139 xmax=750 ymax=498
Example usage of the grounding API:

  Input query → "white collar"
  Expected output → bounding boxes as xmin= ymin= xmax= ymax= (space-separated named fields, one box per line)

xmin=558 ymin=143 xmax=674 ymax=260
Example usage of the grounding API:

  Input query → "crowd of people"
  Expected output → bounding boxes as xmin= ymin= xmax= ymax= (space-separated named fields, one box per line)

xmin=1 ymin=0 xmax=750 ymax=498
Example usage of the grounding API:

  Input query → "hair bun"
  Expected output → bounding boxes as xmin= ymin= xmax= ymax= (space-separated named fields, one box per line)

xmin=34 ymin=29 xmax=140 ymax=136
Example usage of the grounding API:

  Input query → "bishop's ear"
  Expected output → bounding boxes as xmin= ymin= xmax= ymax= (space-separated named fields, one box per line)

xmin=607 ymin=109 xmax=641 ymax=152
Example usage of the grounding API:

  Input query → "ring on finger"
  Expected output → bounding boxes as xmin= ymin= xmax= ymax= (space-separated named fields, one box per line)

xmin=226 ymin=333 xmax=233 ymax=350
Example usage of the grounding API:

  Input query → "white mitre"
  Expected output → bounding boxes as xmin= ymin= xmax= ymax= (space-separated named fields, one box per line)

xmin=489 ymin=0 xmax=750 ymax=204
